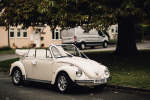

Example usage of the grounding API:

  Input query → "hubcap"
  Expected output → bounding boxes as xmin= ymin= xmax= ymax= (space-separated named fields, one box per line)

xmin=81 ymin=44 xmax=85 ymax=49
xmin=104 ymin=42 xmax=107 ymax=47
xmin=13 ymin=70 xmax=21 ymax=84
xmin=57 ymin=75 xmax=68 ymax=91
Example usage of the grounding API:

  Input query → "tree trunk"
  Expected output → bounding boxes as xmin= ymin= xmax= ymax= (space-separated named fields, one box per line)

xmin=116 ymin=16 xmax=138 ymax=56
xmin=8 ymin=26 xmax=10 ymax=47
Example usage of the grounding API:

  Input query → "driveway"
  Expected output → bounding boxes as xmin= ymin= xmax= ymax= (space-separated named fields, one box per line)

xmin=0 ymin=72 xmax=150 ymax=100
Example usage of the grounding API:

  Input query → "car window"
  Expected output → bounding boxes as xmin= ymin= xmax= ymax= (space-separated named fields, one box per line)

xmin=61 ymin=45 xmax=80 ymax=57
xmin=51 ymin=47 xmax=62 ymax=58
xmin=36 ymin=49 xmax=46 ymax=59
xmin=27 ymin=49 xmax=35 ymax=58
xmin=46 ymin=49 xmax=52 ymax=58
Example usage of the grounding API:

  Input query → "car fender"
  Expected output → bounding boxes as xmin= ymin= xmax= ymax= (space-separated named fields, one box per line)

xmin=9 ymin=61 xmax=26 ymax=79
xmin=51 ymin=65 xmax=78 ymax=84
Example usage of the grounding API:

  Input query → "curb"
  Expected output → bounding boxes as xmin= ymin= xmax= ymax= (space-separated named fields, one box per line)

xmin=107 ymin=84 xmax=150 ymax=94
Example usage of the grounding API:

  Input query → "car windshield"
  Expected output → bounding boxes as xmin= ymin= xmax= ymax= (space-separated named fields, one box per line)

xmin=51 ymin=44 xmax=88 ymax=58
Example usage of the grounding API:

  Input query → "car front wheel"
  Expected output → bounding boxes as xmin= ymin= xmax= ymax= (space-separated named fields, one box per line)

xmin=56 ymin=73 xmax=71 ymax=93
xmin=12 ymin=68 xmax=23 ymax=85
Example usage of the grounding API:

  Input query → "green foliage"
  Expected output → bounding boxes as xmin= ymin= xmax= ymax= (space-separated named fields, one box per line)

xmin=0 ymin=0 xmax=150 ymax=30
xmin=0 ymin=58 xmax=19 ymax=72
xmin=85 ymin=50 xmax=150 ymax=89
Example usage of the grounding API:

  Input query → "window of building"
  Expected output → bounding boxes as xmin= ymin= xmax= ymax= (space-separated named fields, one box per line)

xmin=23 ymin=32 xmax=27 ymax=37
xmin=10 ymin=32 xmax=14 ymax=37
xmin=10 ymin=28 xmax=14 ymax=38
xmin=17 ymin=29 xmax=21 ymax=37
xmin=52 ymin=29 xmax=61 ymax=39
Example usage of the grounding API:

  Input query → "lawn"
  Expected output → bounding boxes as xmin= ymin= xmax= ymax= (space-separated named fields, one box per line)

xmin=0 ymin=49 xmax=15 ymax=55
xmin=0 ymin=50 xmax=150 ymax=89
xmin=0 ymin=58 xmax=19 ymax=72
xmin=85 ymin=50 xmax=150 ymax=89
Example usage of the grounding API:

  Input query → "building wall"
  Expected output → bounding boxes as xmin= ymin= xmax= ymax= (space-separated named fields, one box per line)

xmin=0 ymin=27 xmax=8 ymax=48
xmin=9 ymin=26 xmax=62 ymax=48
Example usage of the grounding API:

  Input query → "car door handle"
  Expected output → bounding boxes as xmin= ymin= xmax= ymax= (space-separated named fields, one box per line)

xmin=32 ymin=60 xmax=37 ymax=65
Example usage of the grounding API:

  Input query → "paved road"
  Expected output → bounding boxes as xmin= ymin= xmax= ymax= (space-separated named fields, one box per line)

xmin=0 ymin=73 xmax=149 ymax=100
xmin=82 ymin=41 xmax=150 ymax=53
xmin=0 ymin=54 xmax=18 ymax=62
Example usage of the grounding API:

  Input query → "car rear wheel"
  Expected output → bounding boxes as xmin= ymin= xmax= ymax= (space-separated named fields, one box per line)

xmin=103 ymin=41 xmax=108 ymax=48
xmin=12 ymin=68 xmax=23 ymax=85
xmin=80 ymin=43 xmax=86 ymax=50
xmin=55 ymin=73 xmax=71 ymax=93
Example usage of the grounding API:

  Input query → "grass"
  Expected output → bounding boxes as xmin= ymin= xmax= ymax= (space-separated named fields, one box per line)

xmin=85 ymin=50 xmax=150 ymax=89
xmin=0 ymin=58 xmax=19 ymax=72
xmin=0 ymin=50 xmax=150 ymax=89
xmin=0 ymin=49 xmax=15 ymax=55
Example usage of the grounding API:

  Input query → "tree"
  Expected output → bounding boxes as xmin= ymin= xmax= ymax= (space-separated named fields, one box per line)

xmin=0 ymin=0 xmax=150 ymax=55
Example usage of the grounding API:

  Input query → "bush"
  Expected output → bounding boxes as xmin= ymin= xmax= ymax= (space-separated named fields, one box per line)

xmin=0 ymin=46 xmax=12 ymax=51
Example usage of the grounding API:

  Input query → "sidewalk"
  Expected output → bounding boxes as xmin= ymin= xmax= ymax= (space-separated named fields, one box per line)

xmin=0 ymin=54 xmax=18 ymax=62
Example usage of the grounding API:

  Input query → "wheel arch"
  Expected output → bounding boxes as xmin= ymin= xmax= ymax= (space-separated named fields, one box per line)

xmin=51 ymin=66 xmax=77 ymax=85
xmin=10 ymin=61 xmax=26 ymax=79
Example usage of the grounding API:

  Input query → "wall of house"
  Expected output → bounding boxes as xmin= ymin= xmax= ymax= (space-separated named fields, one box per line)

xmin=9 ymin=26 xmax=32 ymax=48
xmin=0 ymin=27 xmax=8 ymax=48
xmin=9 ymin=26 xmax=62 ymax=48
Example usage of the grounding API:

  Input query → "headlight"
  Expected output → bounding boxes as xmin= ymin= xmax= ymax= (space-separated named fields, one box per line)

xmin=76 ymin=69 xmax=82 ymax=77
xmin=105 ymin=68 xmax=110 ymax=76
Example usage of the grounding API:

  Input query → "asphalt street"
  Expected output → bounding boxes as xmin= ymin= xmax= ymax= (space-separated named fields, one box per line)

xmin=0 ymin=72 xmax=150 ymax=100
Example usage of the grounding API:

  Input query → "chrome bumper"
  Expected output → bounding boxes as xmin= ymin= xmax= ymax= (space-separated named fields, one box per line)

xmin=74 ymin=77 xmax=111 ymax=86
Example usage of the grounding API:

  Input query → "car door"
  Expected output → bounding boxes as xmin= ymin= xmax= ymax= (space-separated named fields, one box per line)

xmin=22 ymin=49 xmax=36 ymax=79
xmin=31 ymin=49 xmax=54 ymax=81
xmin=97 ymin=31 xmax=105 ymax=42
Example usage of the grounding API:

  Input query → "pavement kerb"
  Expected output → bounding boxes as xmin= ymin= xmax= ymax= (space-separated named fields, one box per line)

xmin=107 ymin=84 xmax=150 ymax=94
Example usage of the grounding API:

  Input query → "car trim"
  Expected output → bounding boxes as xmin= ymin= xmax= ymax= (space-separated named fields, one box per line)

xmin=26 ymin=78 xmax=51 ymax=84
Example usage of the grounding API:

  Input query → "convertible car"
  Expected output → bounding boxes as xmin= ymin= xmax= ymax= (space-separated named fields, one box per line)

xmin=10 ymin=44 xmax=110 ymax=93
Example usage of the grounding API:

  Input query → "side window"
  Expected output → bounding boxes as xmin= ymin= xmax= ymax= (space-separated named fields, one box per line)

xmin=27 ymin=49 xmax=35 ymax=58
xmin=98 ymin=31 xmax=103 ymax=36
xmin=36 ymin=49 xmax=46 ymax=59
xmin=47 ymin=49 xmax=52 ymax=58
xmin=51 ymin=47 xmax=61 ymax=58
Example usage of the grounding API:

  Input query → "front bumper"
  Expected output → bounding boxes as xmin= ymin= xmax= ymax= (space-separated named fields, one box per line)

xmin=74 ymin=77 xmax=111 ymax=86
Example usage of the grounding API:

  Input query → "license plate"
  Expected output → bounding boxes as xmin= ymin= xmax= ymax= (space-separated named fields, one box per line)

xmin=94 ymin=79 xmax=106 ymax=84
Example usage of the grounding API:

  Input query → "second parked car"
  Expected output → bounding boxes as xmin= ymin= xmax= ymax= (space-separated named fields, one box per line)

xmin=61 ymin=26 xmax=109 ymax=49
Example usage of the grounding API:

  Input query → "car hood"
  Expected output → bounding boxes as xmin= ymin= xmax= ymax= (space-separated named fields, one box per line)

xmin=56 ymin=57 xmax=107 ymax=79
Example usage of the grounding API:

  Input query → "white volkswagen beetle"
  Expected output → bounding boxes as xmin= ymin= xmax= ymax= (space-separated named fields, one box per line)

xmin=10 ymin=44 xmax=110 ymax=93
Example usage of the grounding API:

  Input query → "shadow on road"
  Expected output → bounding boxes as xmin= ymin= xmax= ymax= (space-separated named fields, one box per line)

xmin=22 ymin=81 xmax=105 ymax=95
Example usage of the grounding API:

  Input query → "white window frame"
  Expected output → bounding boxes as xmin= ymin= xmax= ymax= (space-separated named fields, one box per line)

xmin=52 ymin=29 xmax=61 ymax=40
xmin=22 ymin=29 xmax=28 ymax=38
xmin=9 ymin=28 xmax=15 ymax=38
xmin=17 ymin=28 xmax=21 ymax=38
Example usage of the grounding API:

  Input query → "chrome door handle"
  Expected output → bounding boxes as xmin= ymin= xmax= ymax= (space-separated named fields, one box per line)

xmin=32 ymin=60 xmax=37 ymax=65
